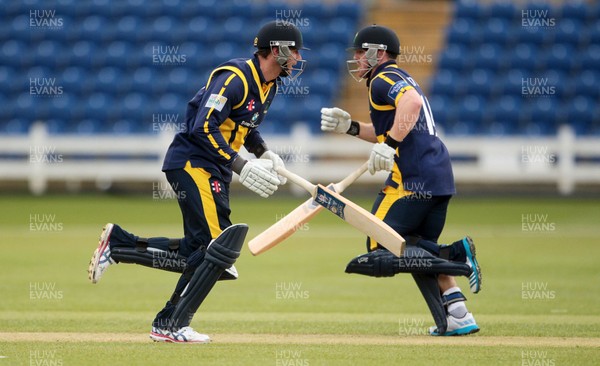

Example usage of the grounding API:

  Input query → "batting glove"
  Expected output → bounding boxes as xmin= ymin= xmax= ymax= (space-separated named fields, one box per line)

xmin=321 ymin=107 xmax=351 ymax=134
xmin=368 ymin=142 xmax=396 ymax=175
xmin=239 ymin=159 xmax=281 ymax=198
xmin=260 ymin=150 xmax=287 ymax=185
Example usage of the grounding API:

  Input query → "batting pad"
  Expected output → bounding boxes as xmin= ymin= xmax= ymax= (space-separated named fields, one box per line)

xmin=345 ymin=247 xmax=472 ymax=278
xmin=168 ymin=224 xmax=248 ymax=329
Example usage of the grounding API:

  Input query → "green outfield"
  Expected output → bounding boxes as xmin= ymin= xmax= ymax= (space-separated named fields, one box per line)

xmin=1 ymin=193 xmax=599 ymax=365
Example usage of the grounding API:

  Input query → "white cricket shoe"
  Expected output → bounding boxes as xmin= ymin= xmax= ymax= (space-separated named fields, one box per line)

xmin=149 ymin=326 xmax=211 ymax=343
xmin=88 ymin=223 xmax=116 ymax=284
xmin=429 ymin=312 xmax=480 ymax=336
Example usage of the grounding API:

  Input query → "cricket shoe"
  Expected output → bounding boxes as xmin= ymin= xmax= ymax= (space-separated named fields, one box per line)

xmin=429 ymin=312 xmax=480 ymax=336
xmin=149 ymin=326 xmax=211 ymax=343
xmin=219 ymin=265 xmax=238 ymax=281
xmin=88 ymin=223 xmax=116 ymax=284
xmin=462 ymin=236 xmax=481 ymax=294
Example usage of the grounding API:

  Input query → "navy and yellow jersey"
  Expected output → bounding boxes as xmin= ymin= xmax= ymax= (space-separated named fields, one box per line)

xmin=367 ymin=60 xmax=456 ymax=196
xmin=162 ymin=55 xmax=277 ymax=183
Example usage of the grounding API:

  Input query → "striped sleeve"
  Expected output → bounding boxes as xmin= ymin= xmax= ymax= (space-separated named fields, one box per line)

xmin=190 ymin=70 xmax=244 ymax=166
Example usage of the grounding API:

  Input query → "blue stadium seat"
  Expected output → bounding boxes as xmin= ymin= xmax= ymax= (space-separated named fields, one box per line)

xmin=102 ymin=41 xmax=128 ymax=67
xmin=430 ymin=69 xmax=462 ymax=97
xmin=463 ymin=68 xmax=494 ymax=97
xmin=512 ymin=25 xmax=550 ymax=46
xmin=222 ymin=17 xmax=247 ymax=43
xmin=96 ymin=67 xmax=121 ymax=94
xmin=305 ymin=69 xmax=336 ymax=96
xmin=318 ymin=43 xmax=346 ymax=72
xmin=1 ymin=40 xmax=26 ymax=67
xmin=481 ymin=18 xmax=513 ymax=45
xmin=527 ymin=98 xmax=559 ymax=135
xmin=48 ymin=96 xmax=73 ymax=124
xmin=336 ymin=2 xmax=361 ymax=23
xmin=484 ymin=95 xmax=522 ymax=135
xmin=570 ymin=70 xmax=600 ymax=99
xmin=428 ymin=94 xmax=453 ymax=128
xmin=158 ymin=93 xmax=182 ymax=115
xmin=472 ymin=43 xmax=505 ymax=71
xmin=454 ymin=0 xmax=486 ymax=20
xmin=579 ymin=44 xmax=600 ymax=72
xmin=438 ymin=43 xmax=471 ymax=72
xmin=2 ymin=118 xmax=29 ymax=134
xmin=70 ymin=40 xmax=95 ymax=68
xmin=541 ymin=43 xmax=576 ymax=72
xmin=488 ymin=1 xmax=517 ymax=20
xmin=213 ymin=42 xmax=236 ymax=64
xmin=150 ymin=16 xmax=176 ymax=42
xmin=325 ymin=18 xmax=355 ymax=44
xmin=553 ymin=19 xmax=584 ymax=46
xmin=131 ymin=67 xmax=156 ymax=94
xmin=565 ymin=96 xmax=596 ymax=135
xmin=446 ymin=18 xmax=481 ymax=46
xmin=84 ymin=93 xmax=111 ymax=123
xmin=506 ymin=43 xmax=540 ymax=71
xmin=114 ymin=15 xmax=142 ymax=42
xmin=560 ymin=1 xmax=588 ymax=21
xmin=80 ymin=15 xmax=108 ymax=42
xmin=68 ymin=119 xmax=102 ymax=135
xmin=456 ymin=95 xmax=485 ymax=131
xmin=45 ymin=119 xmax=68 ymax=135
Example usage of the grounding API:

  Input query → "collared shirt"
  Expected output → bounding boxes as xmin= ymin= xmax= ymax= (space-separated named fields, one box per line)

xmin=163 ymin=55 xmax=277 ymax=183
xmin=367 ymin=60 xmax=456 ymax=195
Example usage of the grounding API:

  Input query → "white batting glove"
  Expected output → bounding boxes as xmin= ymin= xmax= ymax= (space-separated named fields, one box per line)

xmin=368 ymin=142 xmax=396 ymax=175
xmin=239 ymin=159 xmax=281 ymax=198
xmin=321 ymin=107 xmax=351 ymax=134
xmin=260 ymin=150 xmax=287 ymax=185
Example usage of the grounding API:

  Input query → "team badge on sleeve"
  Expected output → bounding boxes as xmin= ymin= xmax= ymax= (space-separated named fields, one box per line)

xmin=205 ymin=94 xmax=228 ymax=111
xmin=387 ymin=80 xmax=410 ymax=101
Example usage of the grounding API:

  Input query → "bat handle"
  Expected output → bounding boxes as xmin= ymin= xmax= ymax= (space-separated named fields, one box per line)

xmin=275 ymin=166 xmax=316 ymax=195
xmin=333 ymin=161 xmax=369 ymax=193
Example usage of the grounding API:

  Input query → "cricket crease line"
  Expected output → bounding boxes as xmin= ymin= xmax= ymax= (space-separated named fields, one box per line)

xmin=0 ymin=333 xmax=598 ymax=347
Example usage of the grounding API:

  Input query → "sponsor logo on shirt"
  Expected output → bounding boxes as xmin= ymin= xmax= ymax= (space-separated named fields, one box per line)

xmin=205 ymin=94 xmax=227 ymax=111
xmin=387 ymin=80 xmax=410 ymax=101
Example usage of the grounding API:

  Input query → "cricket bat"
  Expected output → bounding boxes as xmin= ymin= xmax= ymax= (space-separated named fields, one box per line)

xmin=248 ymin=162 xmax=369 ymax=256
xmin=274 ymin=166 xmax=405 ymax=257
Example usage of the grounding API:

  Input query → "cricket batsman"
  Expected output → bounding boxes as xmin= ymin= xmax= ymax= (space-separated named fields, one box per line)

xmin=88 ymin=21 xmax=307 ymax=343
xmin=321 ymin=24 xmax=482 ymax=336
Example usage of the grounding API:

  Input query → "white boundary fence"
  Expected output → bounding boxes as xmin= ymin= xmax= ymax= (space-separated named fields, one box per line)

xmin=1 ymin=122 xmax=599 ymax=195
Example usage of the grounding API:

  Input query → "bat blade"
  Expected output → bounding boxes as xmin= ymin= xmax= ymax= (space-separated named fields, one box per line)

xmin=314 ymin=184 xmax=405 ymax=257
xmin=248 ymin=197 xmax=323 ymax=255
xmin=248 ymin=162 xmax=368 ymax=256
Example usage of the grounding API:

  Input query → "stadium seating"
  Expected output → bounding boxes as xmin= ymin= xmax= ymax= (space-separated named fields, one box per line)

xmin=431 ymin=0 xmax=599 ymax=136
xmin=0 ymin=0 xmax=362 ymax=135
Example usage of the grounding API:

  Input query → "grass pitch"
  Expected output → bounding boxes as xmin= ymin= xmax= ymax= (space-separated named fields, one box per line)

xmin=0 ymin=193 xmax=599 ymax=365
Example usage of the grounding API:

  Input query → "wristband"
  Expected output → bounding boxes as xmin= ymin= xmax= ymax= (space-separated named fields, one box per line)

xmin=384 ymin=135 xmax=401 ymax=149
xmin=347 ymin=121 xmax=360 ymax=136
xmin=231 ymin=155 xmax=247 ymax=174
xmin=251 ymin=143 xmax=268 ymax=158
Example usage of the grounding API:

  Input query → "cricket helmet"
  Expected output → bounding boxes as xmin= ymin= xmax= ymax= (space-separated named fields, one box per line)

xmin=347 ymin=24 xmax=400 ymax=82
xmin=254 ymin=21 xmax=307 ymax=80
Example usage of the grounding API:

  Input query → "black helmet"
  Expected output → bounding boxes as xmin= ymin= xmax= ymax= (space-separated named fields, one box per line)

xmin=350 ymin=24 xmax=400 ymax=55
xmin=254 ymin=21 xmax=307 ymax=80
xmin=254 ymin=21 xmax=308 ymax=50
xmin=347 ymin=24 xmax=400 ymax=82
